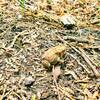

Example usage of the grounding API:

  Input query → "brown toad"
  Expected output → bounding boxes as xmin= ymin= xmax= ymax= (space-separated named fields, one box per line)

xmin=42 ymin=44 xmax=66 ymax=68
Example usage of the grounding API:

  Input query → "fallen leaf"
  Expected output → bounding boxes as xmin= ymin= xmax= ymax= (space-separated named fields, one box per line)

xmin=52 ymin=66 xmax=61 ymax=80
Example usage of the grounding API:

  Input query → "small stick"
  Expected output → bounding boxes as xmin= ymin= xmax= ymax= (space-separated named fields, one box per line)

xmin=64 ymin=69 xmax=79 ymax=80
xmin=63 ymin=36 xmax=88 ymax=43
xmin=82 ymin=45 xmax=100 ymax=49
xmin=67 ymin=53 xmax=90 ymax=74
xmin=8 ymin=31 xmax=28 ymax=48
xmin=78 ymin=48 xmax=99 ymax=77
xmin=74 ymin=77 xmax=89 ymax=83
xmin=58 ymin=85 xmax=74 ymax=100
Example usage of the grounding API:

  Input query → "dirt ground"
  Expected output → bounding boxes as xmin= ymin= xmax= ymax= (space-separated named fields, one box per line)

xmin=0 ymin=0 xmax=100 ymax=100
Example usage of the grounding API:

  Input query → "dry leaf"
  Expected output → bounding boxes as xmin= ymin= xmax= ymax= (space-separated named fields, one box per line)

xmin=52 ymin=66 xmax=61 ymax=80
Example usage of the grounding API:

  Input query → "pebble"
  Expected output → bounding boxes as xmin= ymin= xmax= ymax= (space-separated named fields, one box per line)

xmin=59 ymin=14 xmax=76 ymax=29
xmin=24 ymin=76 xmax=35 ymax=87
xmin=17 ymin=14 xmax=23 ymax=20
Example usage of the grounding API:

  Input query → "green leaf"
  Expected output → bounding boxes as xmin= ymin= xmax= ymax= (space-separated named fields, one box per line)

xmin=97 ymin=63 xmax=100 ymax=67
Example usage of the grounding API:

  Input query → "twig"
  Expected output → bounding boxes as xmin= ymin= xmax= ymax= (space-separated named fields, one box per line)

xmin=67 ymin=53 xmax=90 ymax=74
xmin=56 ymin=35 xmax=72 ymax=47
xmin=8 ymin=31 xmax=27 ymax=48
xmin=2 ymin=85 xmax=13 ymax=98
xmin=56 ymin=34 xmax=99 ymax=77
xmin=84 ymin=45 xmax=100 ymax=49
xmin=63 ymin=36 xmax=88 ymax=43
xmin=74 ymin=77 xmax=89 ymax=83
xmin=77 ymin=48 xmax=99 ymax=77
xmin=64 ymin=69 xmax=79 ymax=80
xmin=11 ymin=91 xmax=22 ymax=99
xmin=80 ymin=45 xmax=100 ymax=49
xmin=58 ymin=85 xmax=74 ymax=100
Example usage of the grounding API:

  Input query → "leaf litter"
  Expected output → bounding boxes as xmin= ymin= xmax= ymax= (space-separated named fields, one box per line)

xmin=0 ymin=0 xmax=100 ymax=100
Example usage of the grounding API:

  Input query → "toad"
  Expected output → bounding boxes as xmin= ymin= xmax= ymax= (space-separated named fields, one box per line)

xmin=42 ymin=44 xmax=66 ymax=69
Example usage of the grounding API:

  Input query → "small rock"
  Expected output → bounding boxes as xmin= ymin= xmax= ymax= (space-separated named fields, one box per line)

xmin=59 ymin=14 xmax=76 ymax=29
xmin=17 ymin=14 xmax=22 ymax=20
xmin=24 ymin=76 xmax=35 ymax=87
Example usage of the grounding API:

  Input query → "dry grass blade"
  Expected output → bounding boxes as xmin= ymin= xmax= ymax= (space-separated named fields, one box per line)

xmin=8 ymin=30 xmax=28 ymax=48
xmin=74 ymin=77 xmax=89 ymax=83
xmin=58 ymin=86 xmax=74 ymax=100
xmin=63 ymin=36 xmax=88 ymax=43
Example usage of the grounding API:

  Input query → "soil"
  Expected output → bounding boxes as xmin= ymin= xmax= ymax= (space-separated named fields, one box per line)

xmin=0 ymin=0 xmax=100 ymax=100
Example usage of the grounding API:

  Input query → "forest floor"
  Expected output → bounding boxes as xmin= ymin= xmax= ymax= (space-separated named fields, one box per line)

xmin=0 ymin=0 xmax=100 ymax=100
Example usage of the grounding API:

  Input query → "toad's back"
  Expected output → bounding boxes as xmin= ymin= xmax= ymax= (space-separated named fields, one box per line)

xmin=42 ymin=44 xmax=66 ymax=61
